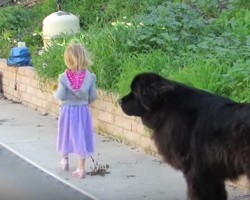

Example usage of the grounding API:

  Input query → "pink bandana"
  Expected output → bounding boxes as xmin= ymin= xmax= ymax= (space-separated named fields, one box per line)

xmin=66 ymin=69 xmax=86 ymax=90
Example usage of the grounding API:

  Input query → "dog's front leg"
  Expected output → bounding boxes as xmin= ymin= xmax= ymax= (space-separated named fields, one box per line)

xmin=184 ymin=172 xmax=227 ymax=200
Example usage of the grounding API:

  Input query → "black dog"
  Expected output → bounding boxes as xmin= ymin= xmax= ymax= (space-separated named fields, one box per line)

xmin=120 ymin=72 xmax=250 ymax=200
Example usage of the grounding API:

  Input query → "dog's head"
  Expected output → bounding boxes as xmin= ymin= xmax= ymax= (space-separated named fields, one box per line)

xmin=120 ymin=72 xmax=175 ymax=117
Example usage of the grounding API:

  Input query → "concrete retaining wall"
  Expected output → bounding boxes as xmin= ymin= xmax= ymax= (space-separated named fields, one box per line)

xmin=0 ymin=59 xmax=248 ymax=188
xmin=0 ymin=59 xmax=157 ymax=155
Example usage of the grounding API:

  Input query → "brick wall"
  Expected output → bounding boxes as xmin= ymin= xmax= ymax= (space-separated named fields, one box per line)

xmin=0 ymin=59 xmax=157 ymax=155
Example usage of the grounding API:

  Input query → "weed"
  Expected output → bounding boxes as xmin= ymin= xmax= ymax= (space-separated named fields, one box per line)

xmin=87 ymin=154 xmax=110 ymax=176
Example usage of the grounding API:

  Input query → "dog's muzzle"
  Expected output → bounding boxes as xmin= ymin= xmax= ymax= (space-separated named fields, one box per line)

xmin=118 ymin=98 xmax=123 ymax=106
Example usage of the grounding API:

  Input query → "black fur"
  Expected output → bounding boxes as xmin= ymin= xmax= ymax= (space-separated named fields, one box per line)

xmin=120 ymin=72 xmax=250 ymax=200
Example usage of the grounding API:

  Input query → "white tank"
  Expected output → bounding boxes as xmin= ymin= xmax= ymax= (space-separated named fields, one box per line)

xmin=42 ymin=11 xmax=80 ymax=47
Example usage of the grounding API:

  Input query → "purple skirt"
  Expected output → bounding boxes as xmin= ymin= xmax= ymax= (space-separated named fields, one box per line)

xmin=56 ymin=104 xmax=94 ymax=158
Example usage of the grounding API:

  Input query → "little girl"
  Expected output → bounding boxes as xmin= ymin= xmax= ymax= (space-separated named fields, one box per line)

xmin=53 ymin=41 xmax=97 ymax=178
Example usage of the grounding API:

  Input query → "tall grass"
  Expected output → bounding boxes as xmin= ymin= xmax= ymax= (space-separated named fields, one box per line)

xmin=115 ymin=50 xmax=175 ymax=96
xmin=169 ymin=57 xmax=226 ymax=93
xmin=79 ymin=24 xmax=133 ymax=90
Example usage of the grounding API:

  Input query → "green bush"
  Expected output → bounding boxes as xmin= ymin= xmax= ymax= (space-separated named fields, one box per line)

xmin=0 ymin=33 xmax=12 ymax=58
xmin=32 ymin=36 xmax=70 ymax=86
xmin=60 ymin=0 xmax=165 ymax=27
xmin=209 ymin=9 xmax=250 ymax=42
xmin=231 ymin=0 xmax=250 ymax=9
xmin=0 ymin=6 xmax=36 ymax=31
xmin=0 ymin=4 xmax=44 ymax=56
xmin=1 ymin=0 xmax=249 ymax=102
xmin=129 ymin=2 xmax=206 ymax=53
xmin=218 ymin=61 xmax=250 ymax=102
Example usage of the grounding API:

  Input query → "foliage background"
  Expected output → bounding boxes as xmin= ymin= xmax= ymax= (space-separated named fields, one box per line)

xmin=0 ymin=0 xmax=249 ymax=102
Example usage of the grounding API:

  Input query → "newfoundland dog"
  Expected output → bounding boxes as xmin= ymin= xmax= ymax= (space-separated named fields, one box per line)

xmin=120 ymin=72 xmax=250 ymax=200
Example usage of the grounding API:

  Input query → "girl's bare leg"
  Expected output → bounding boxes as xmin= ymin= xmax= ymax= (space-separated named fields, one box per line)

xmin=60 ymin=153 xmax=69 ymax=171
xmin=72 ymin=154 xmax=86 ymax=178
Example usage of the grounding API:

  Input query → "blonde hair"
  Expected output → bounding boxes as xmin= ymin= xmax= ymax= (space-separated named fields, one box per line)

xmin=64 ymin=42 xmax=92 ymax=71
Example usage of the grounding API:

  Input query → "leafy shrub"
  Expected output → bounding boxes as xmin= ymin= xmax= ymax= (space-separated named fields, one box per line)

xmin=191 ymin=32 xmax=244 ymax=64
xmin=231 ymin=0 xmax=250 ymax=9
xmin=0 ymin=33 xmax=12 ymax=58
xmin=32 ymin=37 xmax=70 ymax=86
xmin=129 ymin=2 xmax=206 ymax=53
xmin=103 ymin=0 xmax=166 ymax=22
xmin=0 ymin=6 xmax=36 ymax=31
xmin=60 ymin=0 xmax=107 ymax=27
xmin=218 ymin=61 xmax=250 ymax=102
xmin=0 ymin=4 xmax=44 ymax=57
xmin=208 ymin=9 xmax=250 ymax=42
xmin=178 ymin=0 xmax=221 ymax=17
xmin=61 ymin=0 xmax=166 ymax=27
xmin=40 ymin=0 xmax=57 ymax=16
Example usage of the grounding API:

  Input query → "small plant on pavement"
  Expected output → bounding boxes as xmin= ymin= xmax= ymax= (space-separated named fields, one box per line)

xmin=87 ymin=154 xmax=110 ymax=176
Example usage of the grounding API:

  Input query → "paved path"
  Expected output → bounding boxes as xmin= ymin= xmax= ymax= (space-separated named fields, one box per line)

xmin=0 ymin=98 xmax=249 ymax=200
xmin=0 ymin=144 xmax=94 ymax=200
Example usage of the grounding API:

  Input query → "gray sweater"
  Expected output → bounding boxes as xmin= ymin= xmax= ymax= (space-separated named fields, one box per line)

xmin=54 ymin=70 xmax=97 ymax=105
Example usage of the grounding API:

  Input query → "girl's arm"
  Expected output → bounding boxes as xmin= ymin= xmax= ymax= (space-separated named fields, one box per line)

xmin=54 ymin=75 xmax=67 ymax=100
xmin=89 ymin=74 xmax=97 ymax=103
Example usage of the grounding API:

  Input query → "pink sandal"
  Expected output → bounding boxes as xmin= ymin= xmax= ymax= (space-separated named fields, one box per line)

xmin=72 ymin=168 xmax=86 ymax=178
xmin=60 ymin=158 xmax=69 ymax=171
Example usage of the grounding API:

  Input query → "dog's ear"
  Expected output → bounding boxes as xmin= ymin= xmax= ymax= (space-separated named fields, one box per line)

xmin=139 ymin=80 xmax=174 ymax=111
xmin=139 ymin=94 xmax=153 ymax=111
xmin=150 ymin=79 xmax=175 ymax=95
